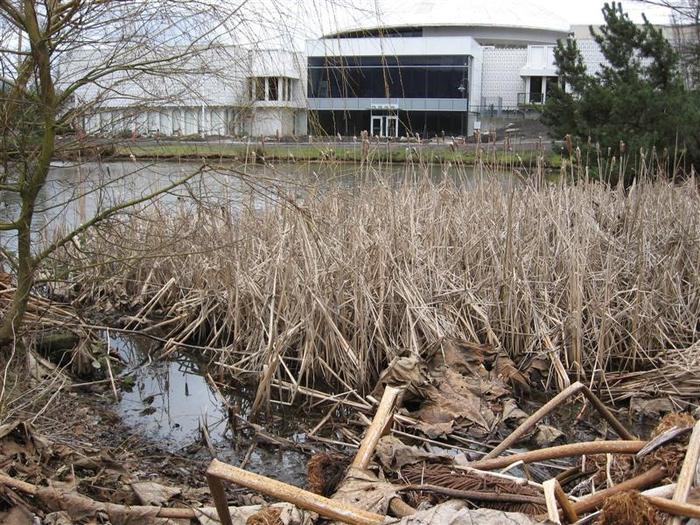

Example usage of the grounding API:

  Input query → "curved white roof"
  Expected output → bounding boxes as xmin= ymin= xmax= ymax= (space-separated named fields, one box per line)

xmin=327 ymin=0 xmax=571 ymax=37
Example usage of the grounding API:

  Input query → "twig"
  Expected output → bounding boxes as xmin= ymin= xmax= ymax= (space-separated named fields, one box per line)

xmin=484 ymin=382 xmax=634 ymax=460
xmin=669 ymin=421 xmax=700 ymax=525
xmin=470 ymin=440 xmax=646 ymax=471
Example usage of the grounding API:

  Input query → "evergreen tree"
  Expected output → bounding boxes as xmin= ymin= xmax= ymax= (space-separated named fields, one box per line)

xmin=543 ymin=2 xmax=700 ymax=182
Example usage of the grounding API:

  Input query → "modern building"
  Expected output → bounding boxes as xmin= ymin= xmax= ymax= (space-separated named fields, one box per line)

xmin=60 ymin=46 xmax=308 ymax=138
xmin=62 ymin=1 xmax=674 ymax=140
xmin=306 ymin=0 xmax=574 ymax=138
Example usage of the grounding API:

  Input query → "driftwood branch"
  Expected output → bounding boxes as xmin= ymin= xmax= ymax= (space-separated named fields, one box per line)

xmin=0 ymin=473 xmax=197 ymax=519
xmin=206 ymin=460 xmax=385 ymax=525
xmin=470 ymin=440 xmax=646 ymax=471
xmin=484 ymin=382 xmax=634 ymax=460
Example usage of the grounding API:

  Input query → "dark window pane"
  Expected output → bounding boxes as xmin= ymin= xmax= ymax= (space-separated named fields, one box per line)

xmin=308 ymin=60 xmax=470 ymax=99
xmin=268 ymin=77 xmax=278 ymax=101
xmin=529 ymin=77 xmax=543 ymax=103
xmin=255 ymin=78 xmax=265 ymax=101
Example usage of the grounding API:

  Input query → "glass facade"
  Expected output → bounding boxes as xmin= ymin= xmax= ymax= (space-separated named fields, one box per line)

xmin=310 ymin=110 xmax=468 ymax=138
xmin=308 ymin=55 xmax=470 ymax=100
xmin=329 ymin=27 xmax=424 ymax=39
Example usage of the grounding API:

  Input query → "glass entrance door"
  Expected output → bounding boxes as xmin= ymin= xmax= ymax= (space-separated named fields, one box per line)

xmin=385 ymin=116 xmax=398 ymax=138
xmin=370 ymin=115 xmax=399 ymax=138
xmin=371 ymin=116 xmax=383 ymax=137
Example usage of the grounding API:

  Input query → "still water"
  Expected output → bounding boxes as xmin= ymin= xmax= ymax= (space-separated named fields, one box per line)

xmin=111 ymin=332 xmax=316 ymax=484
xmin=0 ymin=159 xmax=505 ymax=256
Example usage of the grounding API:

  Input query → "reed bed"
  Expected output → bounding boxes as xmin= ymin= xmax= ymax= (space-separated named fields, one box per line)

xmin=52 ymin=164 xmax=700 ymax=404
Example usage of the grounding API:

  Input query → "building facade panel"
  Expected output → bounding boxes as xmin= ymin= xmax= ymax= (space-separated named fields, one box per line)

xmin=480 ymin=47 xmax=528 ymax=109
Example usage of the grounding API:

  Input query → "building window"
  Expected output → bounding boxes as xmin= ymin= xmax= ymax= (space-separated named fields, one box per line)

xmin=525 ymin=76 xmax=559 ymax=104
xmin=269 ymin=77 xmax=279 ymax=101
xmin=257 ymin=79 xmax=266 ymax=101
xmin=308 ymin=55 xmax=469 ymax=100
xmin=249 ymin=76 xmax=294 ymax=102
xmin=529 ymin=77 xmax=543 ymax=103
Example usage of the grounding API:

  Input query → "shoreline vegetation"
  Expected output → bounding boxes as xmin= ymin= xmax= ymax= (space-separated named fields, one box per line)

xmin=67 ymin=139 xmax=565 ymax=168
xmin=50 ymin=162 xmax=700 ymax=405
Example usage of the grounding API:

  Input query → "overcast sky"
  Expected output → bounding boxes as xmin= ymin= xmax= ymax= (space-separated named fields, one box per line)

xmin=530 ymin=0 xmax=671 ymax=23
xmin=237 ymin=0 xmax=674 ymax=49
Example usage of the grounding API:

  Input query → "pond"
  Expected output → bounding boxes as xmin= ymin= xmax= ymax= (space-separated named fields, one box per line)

xmin=110 ymin=331 xmax=318 ymax=485
xmin=0 ymin=159 xmax=510 ymax=256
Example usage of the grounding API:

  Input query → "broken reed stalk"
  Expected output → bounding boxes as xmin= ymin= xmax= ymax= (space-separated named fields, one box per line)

xmin=543 ymin=478 xmax=578 ymax=524
xmin=346 ymin=385 xmax=416 ymax=519
xmin=470 ymin=440 xmax=646 ymax=471
xmin=352 ymin=386 xmax=403 ymax=470
xmin=484 ymin=381 xmax=634 ymax=460
xmin=669 ymin=420 xmax=700 ymax=525
xmin=206 ymin=460 xmax=385 ymax=525
xmin=572 ymin=465 xmax=667 ymax=515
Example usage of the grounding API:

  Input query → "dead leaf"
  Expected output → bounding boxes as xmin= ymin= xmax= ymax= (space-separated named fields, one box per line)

xmin=533 ymin=425 xmax=566 ymax=448
xmin=195 ymin=503 xmax=312 ymax=525
xmin=0 ymin=506 xmax=34 ymax=525
xmin=373 ymin=355 xmax=430 ymax=397
xmin=630 ymin=397 xmax=674 ymax=417
xmin=501 ymin=399 xmax=528 ymax=423
xmin=429 ymin=340 xmax=491 ymax=376
xmin=394 ymin=500 xmax=543 ymax=524
xmin=375 ymin=436 xmax=452 ymax=470
xmin=491 ymin=354 xmax=530 ymax=392
xmin=131 ymin=481 xmax=182 ymax=506
xmin=412 ymin=369 xmax=496 ymax=433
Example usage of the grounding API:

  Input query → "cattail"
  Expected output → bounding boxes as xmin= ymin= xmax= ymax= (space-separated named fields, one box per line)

xmin=565 ymin=134 xmax=574 ymax=156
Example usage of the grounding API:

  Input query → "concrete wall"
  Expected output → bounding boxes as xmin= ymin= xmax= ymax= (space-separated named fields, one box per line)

xmin=66 ymin=45 xmax=308 ymax=138
xmin=480 ymin=47 xmax=528 ymax=109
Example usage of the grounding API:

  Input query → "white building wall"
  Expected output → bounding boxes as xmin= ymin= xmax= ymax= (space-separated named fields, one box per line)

xmin=578 ymin=39 xmax=607 ymax=77
xmin=469 ymin=46 xmax=484 ymax=114
xmin=64 ymin=45 xmax=307 ymax=138
xmin=481 ymin=47 xmax=528 ymax=109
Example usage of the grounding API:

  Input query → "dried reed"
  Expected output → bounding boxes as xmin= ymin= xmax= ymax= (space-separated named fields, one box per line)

xmin=50 ymin=164 xmax=700 ymax=405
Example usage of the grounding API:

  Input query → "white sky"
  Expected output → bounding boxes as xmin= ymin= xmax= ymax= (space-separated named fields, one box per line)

xmin=235 ymin=0 xmax=674 ymax=49
xmin=520 ymin=0 xmax=671 ymax=24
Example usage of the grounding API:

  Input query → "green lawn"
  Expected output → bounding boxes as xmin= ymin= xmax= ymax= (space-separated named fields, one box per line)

xmin=113 ymin=142 xmax=562 ymax=168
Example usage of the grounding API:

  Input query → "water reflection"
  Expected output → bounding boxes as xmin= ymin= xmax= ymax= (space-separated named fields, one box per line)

xmin=1 ymin=159 xmax=503 ymax=258
xmin=110 ymin=332 xmax=314 ymax=484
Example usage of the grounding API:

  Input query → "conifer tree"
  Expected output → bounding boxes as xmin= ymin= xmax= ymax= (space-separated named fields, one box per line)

xmin=543 ymin=2 xmax=700 ymax=182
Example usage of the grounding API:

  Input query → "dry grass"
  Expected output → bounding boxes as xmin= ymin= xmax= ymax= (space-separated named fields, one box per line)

xmin=51 ymin=163 xmax=700 ymax=404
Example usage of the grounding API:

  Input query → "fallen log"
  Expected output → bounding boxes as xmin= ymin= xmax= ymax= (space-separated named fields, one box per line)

xmin=470 ymin=440 xmax=646 ymax=471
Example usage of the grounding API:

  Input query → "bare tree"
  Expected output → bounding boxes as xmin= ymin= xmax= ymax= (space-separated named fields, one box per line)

xmin=0 ymin=0 xmax=248 ymax=345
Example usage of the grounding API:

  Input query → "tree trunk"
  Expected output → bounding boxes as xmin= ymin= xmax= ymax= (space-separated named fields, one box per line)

xmin=0 ymin=221 xmax=35 ymax=346
xmin=0 ymin=3 xmax=57 ymax=348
